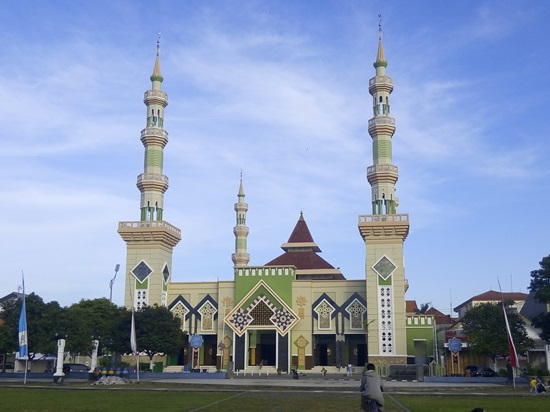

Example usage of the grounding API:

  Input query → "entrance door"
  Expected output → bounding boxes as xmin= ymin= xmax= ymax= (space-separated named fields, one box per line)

xmin=356 ymin=344 xmax=366 ymax=367
xmin=314 ymin=335 xmax=336 ymax=366
xmin=258 ymin=331 xmax=276 ymax=366
xmin=319 ymin=344 xmax=328 ymax=366
xmin=202 ymin=335 xmax=217 ymax=366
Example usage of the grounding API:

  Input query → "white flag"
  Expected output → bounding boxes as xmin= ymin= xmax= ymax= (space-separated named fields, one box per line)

xmin=130 ymin=310 xmax=137 ymax=354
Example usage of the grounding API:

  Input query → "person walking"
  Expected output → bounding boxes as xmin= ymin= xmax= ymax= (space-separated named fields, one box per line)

xmin=359 ymin=363 xmax=384 ymax=412
xmin=530 ymin=377 xmax=537 ymax=394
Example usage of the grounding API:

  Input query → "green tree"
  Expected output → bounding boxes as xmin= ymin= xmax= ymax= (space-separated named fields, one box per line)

xmin=529 ymin=254 xmax=550 ymax=342
xmin=532 ymin=313 xmax=550 ymax=343
xmin=1 ymin=293 xmax=65 ymax=360
xmin=64 ymin=298 xmax=125 ymax=357
xmin=0 ymin=324 xmax=15 ymax=372
xmin=131 ymin=305 xmax=184 ymax=368
xmin=417 ymin=303 xmax=430 ymax=314
xmin=529 ymin=254 xmax=550 ymax=303
xmin=462 ymin=302 xmax=533 ymax=359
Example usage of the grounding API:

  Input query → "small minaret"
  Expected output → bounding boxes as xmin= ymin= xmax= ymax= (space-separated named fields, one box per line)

xmin=231 ymin=174 xmax=250 ymax=268
xmin=358 ymin=18 xmax=409 ymax=363
xmin=368 ymin=20 xmax=399 ymax=215
xmin=119 ymin=34 xmax=181 ymax=309
xmin=140 ymin=35 xmax=168 ymax=221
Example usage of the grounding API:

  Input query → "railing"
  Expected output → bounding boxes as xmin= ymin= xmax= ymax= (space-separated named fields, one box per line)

xmin=119 ymin=221 xmax=181 ymax=236
xmin=358 ymin=214 xmax=409 ymax=223
xmin=141 ymin=128 xmax=168 ymax=139
xmin=235 ymin=266 xmax=296 ymax=278
xmin=144 ymin=90 xmax=168 ymax=101
xmin=369 ymin=76 xmax=393 ymax=86
xmin=368 ymin=117 xmax=395 ymax=127
xmin=367 ymin=164 xmax=398 ymax=175
xmin=137 ymin=174 xmax=169 ymax=184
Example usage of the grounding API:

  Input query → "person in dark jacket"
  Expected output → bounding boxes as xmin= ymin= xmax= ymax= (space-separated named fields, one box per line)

xmin=359 ymin=363 xmax=384 ymax=411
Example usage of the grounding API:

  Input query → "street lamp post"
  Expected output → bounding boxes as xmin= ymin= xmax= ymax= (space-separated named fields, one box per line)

xmin=109 ymin=264 xmax=121 ymax=304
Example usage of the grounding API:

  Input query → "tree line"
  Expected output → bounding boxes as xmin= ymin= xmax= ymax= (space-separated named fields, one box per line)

xmin=0 ymin=295 xmax=184 ymax=369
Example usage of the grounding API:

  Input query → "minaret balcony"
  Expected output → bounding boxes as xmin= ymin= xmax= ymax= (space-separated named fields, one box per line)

xmin=233 ymin=226 xmax=249 ymax=236
xmin=232 ymin=252 xmax=250 ymax=264
xmin=367 ymin=164 xmax=399 ymax=184
xmin=358 ymin=214 xmax=410 ymax=241
xmin=369 ymin=75 xmax=393 ymax=94
xmin=359 ymin=214 xmax=408 ymax=223
xmin=368 ymin=117 xmax=395 ymax=136
xmin=144 ymin=90 xmax=168 ymax=107
xmin=141 ymin=128 xmax=169 ymax=147
xmin=234 ymin=202 xmax=249 ymax=212
xmin=118 ymin=220 xmax=181 ymax=247
xmin=137 ymin=173 xmax=169 ymax=192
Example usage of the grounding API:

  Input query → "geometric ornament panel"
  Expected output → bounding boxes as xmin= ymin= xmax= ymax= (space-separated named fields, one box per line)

xmin=372 ymin=256 xmax=396 ymax=280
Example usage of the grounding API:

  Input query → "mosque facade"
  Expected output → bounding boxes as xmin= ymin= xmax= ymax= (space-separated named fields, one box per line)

xmin=118 ymin=33 xmax=434 ymax=372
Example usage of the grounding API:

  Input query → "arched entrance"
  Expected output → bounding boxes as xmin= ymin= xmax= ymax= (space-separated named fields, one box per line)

xmin=314 ymin=334 xmax=336 ymax=366
xmin=249 ymin=330 xmax=276 ymax=366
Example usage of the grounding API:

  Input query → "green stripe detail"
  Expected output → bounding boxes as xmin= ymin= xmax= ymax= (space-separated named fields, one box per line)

xmin=145 ymin=149 xmax=163 ymax=168
xmin=136 ymin=279 xmax=148 ymax=289
xmin=373 ymin=140 xmax=392 ymax=158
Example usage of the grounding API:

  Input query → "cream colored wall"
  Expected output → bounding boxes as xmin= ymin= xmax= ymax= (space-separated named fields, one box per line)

xmin=290 ymin=280 xmax=366 ymax=360
xmin=365 ymin=236 xmax=407 ymax=361
xmin=168 ymin=280 xmax=235 ymax=336
xmin=124 ymin=243 xmax=174 ymax=308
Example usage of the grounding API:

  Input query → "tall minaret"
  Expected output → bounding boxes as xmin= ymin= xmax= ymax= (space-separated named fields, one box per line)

xmin=231 ymin=174 xmax=250 ymax=268
xmin=358 ymin=19 xmax=409 ymax=364
xmin=118 ymin=35 xmax=181 ymax=309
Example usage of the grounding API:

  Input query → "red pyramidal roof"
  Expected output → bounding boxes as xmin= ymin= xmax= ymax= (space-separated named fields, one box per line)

xmin=287 ymin=211 xmax=315 ymax=243
xmin=265 ymin=213 xmax=345 ymax=280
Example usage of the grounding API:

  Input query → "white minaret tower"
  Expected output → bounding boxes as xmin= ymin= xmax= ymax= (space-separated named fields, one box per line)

xmin=119 ymin=34 xmax=181 ymax=309
xmin=231 ymin=174 xmax=250 ymax=268
xmin=358 ymin=19 xmax=409 ymax=364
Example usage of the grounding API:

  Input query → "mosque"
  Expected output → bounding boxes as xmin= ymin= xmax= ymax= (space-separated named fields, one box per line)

xmin=117 ymin=30 xmax=434 ymax=372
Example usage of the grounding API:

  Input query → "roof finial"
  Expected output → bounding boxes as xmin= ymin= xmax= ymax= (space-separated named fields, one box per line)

xmin=156 ymin=31 xmax=161 ymax=57
xmin=378 ymin=14 xmax=383 ymax=41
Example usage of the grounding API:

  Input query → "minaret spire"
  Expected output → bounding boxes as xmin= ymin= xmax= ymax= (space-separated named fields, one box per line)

xmin=367 ymin=17 xmax=397 ymax=215
xmin=151 ymin=32 xmax=163 ymax=87
xmin=375 ymin=15 xmax=386 ymax=66
xmin=138 ymin=37 xmax=170 ymax=221
xmin=119 ymin=35 xmax=181 ymax=309
xmin=232 ymin=173 xmax=250 ymax=268
xmin=156 ymin=31 xmax=161 ymax=56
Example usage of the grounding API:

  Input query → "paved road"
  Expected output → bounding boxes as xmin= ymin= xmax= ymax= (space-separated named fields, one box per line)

xmin=0 ymin=371 xmax=525 ymax=391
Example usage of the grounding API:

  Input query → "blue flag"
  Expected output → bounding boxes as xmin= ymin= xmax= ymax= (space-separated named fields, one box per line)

xmin=18 ymin=274 xmax=28 ymax=359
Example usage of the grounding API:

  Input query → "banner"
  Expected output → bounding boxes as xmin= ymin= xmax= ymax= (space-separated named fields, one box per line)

xmin=18 ymin=273 xmax=28 ymax=359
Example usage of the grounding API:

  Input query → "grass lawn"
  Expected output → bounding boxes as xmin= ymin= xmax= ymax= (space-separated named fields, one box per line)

xmin=389 ymin=394 xmax=548 ymax=412
xmin=0 ymin=384 xmax=547 ymax=411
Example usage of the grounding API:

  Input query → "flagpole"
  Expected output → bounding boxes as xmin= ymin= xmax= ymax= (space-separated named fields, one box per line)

xmin=137 ymin=352 xmax=140 ymax=382
xmin=498 ymin=278 xmax=518 ymax=389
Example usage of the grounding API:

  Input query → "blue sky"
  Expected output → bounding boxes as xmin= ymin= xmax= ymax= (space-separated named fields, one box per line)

xmin=1 ymin=1 xmax=549 ymax=315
